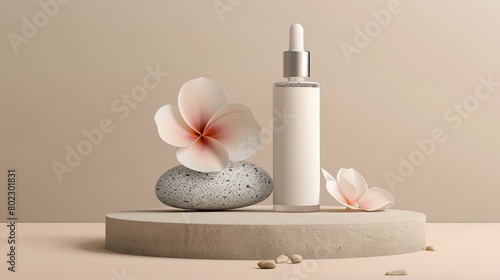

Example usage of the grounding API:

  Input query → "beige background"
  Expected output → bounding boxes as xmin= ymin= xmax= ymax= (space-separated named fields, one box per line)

xmin=1 ymin=0 xmax=499 ymax=222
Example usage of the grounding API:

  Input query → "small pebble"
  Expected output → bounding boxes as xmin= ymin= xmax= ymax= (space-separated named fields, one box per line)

xmin=425 ymin=245 xmax=438 ymax=251
xmin=257 ymin=260 xmax=276 ymax=269
xmin=275 ymin=255 xmax=289 ymax=264
xmin=385 ymin=270 xmax=407 ymax=276
xmin=290 ymin=254 xmax=303 ymax=264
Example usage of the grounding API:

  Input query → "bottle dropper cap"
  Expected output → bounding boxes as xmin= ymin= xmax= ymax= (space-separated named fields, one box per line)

xmin=284 ymin=23 xmax=310 ymax=78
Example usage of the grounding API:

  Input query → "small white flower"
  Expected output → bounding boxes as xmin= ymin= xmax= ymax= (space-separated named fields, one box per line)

xmin=321 ymin=168 xmax=394 ymax=211
xmin=154 ymin=77 xmax=261 ymax=172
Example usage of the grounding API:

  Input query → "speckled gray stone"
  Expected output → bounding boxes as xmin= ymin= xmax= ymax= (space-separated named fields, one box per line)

xmin=155 ymin=161 xmax=273 ymax=210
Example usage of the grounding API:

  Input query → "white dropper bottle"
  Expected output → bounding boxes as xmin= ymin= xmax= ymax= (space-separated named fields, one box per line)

xmin=273 ymin=23 xmax=320 ymax=212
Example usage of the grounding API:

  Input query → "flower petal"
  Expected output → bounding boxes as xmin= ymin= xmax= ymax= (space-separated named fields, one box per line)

xmin=326 ymin=180 xmax=350 ymax=208
xmin=321 ymin=168 xmax=337 ymax=182
xmin=357 ymin=187 xmax=395 ymax=211
xmin=154 ymin=105 xmax=199 ymax=147
xmin=178 ymin=77 xmax=229 ymax=134
xmin=337 ymin=168 xmax=368 ymax=201
xmin=337 ymin=175 xmax=359 ymax=205
xmin=204 ymin=104 xmax=261 ymax=161
xmin=205 ymin=103 xmax=251 ymax=130
xmin=176 ymin=136 xmax=229 ymax=172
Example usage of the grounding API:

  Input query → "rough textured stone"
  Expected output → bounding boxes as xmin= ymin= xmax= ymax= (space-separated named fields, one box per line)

xmin=290 ymin=254 xmax=303 ymax=263
xmin=275 ymin=255 xmax=289 ymax=264
xmin=106 ymin=206 xmax=426 ymax=260
xmin=155 ymin=161 xmax=272 ymax=210
xmin=257 ymin=260 xmax=276 ymax=269
xmin=425 ymin=245 xmax=438 ymax=251
xmin=385 ymin=270 xmax=408 ymax=276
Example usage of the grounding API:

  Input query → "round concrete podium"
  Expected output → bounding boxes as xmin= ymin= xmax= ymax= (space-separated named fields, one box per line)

xmin=105 ymin=206 xmax=425 ymax=260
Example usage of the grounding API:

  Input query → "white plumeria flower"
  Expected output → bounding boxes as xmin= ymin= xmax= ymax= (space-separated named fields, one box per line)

xmin=321 ymin=168 xmax=394 ymax=211
xmin=154 ymin=77 xmax=261 ymax=172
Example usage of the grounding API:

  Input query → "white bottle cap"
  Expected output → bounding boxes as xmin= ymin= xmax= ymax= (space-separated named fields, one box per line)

xmin=284 ymin=23 xmax=310 ymax=78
